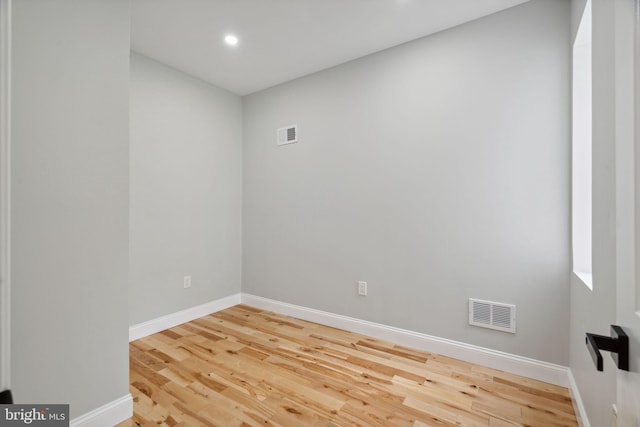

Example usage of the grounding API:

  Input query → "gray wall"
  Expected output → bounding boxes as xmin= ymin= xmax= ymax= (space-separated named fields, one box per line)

xmin=11 ymin=0 xmax=130 ymax=418
xmin=568 ymin=0 xmax=618 ymax=426
xmin=243 ymin=0 xmax=571 ymax=364
xmin=129 ymin=53 xmax=242 ymax=325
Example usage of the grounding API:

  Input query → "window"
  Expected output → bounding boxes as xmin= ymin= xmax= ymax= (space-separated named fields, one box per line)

xmin=572 ymin=0 xmax=592 ymax=289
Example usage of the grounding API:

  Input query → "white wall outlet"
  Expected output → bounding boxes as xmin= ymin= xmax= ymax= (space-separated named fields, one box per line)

xmin=183 ymin=275 xmax=191 ymax=289
xmin=358 ymin=281 xmax=367 ymax=296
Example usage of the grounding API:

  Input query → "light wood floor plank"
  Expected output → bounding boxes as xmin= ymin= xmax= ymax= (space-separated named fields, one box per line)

xmin=117 ymin=305 xmax=577 ymax=426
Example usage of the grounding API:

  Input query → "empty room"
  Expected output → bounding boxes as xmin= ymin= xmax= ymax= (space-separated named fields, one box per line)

xmin=1 ymin=0 xmax=639 ymax=426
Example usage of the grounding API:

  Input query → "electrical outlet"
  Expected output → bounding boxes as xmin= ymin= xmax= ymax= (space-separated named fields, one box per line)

xmin=183 ymin=275 xmax=191 ymax=289
xmin=358 ymin=281 xmax=367 ymax=296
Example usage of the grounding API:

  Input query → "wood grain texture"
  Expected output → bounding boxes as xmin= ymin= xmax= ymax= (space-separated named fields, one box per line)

xmin=117 ymin=305 xmax=577 ymax=427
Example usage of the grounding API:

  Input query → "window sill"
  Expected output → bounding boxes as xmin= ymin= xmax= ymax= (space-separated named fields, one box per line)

xmin=574 ymin=271 xmax=593 ymax=290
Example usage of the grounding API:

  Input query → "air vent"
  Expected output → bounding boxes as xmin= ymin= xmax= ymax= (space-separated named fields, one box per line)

xmin=469 ymin=298 xmax=516 ymax=333
xmin=277 ymin=125 xmax=298 ymax=146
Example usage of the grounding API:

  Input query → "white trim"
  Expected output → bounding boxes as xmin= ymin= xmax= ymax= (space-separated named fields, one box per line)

xmin=129 ymin=293 xmax=241 ymax=341
xmin=70 ymin=394 xmax=132 ymax=427
xmin=636 ymin=0 xmax=640 ymax=316
xmin=0 ymin=0 xmax=11 ymax=392
xmin=241 ymin=294 xmax=570 ymax=387
xmin=568 ymin=369 xmax=590 ymax=427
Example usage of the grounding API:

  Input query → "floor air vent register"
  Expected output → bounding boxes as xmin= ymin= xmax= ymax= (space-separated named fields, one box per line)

xmin=469 ymin=298 xmax=516 ymax=333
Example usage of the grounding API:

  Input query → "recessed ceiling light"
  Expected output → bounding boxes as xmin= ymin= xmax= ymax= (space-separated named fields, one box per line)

xmin=224 ymin=34 xmax=239 ymax=46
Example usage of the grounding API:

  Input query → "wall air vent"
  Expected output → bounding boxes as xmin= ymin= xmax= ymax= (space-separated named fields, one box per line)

xmin=469 ymin=298 xmax=516 ymax=333
xmin=277 ymin=125 xmax=298 ymax=146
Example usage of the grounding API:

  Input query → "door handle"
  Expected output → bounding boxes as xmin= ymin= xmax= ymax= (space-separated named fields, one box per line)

xmin=0 ymin=389 xmax=12 ymax=404
xmin=585 ymin=325 xmax=629 ymax=371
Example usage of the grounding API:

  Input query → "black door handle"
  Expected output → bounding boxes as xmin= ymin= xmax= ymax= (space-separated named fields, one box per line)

xmin=0 ymin=389 xmax=12 ymax=404
xmin=585 ymin=325 xmax=629 ymax=371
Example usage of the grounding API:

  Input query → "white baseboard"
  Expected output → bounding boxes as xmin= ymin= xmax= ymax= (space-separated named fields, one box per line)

xmin=129 ymin=293 xmax=241 ymax=342
xmin=70 ymin=394 xmax=132 ymax=427
xmin=241 ymin=294 xmax=570 ymax=388
xmin=568 ymin=369 xmax=590 ymax=427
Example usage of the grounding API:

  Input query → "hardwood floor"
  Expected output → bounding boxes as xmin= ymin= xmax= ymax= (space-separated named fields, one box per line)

xmin=117 ymin=305 xmax=577 ymax=427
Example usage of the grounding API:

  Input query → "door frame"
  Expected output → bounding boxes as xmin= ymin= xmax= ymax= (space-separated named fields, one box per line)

xmin=636 ymin=0 xmax=640 ymax=319
xmin=0 ymin=0 xmax=12 ymax=393
xmin=614 ymin=0 xmax=640 ymax=425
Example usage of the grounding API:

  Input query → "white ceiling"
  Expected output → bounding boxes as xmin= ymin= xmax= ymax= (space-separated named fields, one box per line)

xmin=131 ymin=0 xmax=529 ymax=96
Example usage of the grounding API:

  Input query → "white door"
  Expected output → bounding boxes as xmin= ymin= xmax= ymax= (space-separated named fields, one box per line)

xmin=615 ymin=0 xmax=640 ymax=425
